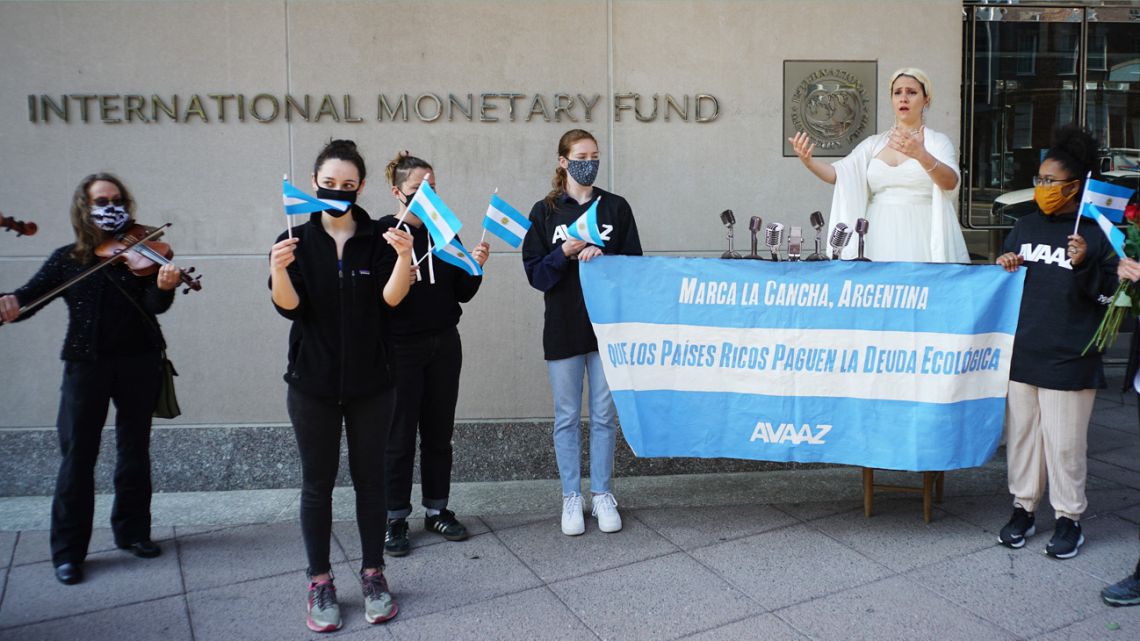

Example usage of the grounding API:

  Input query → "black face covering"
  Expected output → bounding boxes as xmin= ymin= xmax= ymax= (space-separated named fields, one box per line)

xmin=316 ymin=186 xmax=358 ymax=217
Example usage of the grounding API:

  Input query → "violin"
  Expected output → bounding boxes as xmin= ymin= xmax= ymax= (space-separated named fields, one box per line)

xmin=0 ymin=212 xmax=37 ymax=237
xmin=96 ymin=223 xmax=202 ymax=294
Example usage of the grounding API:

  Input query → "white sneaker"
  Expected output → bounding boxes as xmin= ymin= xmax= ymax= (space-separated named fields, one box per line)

xmin=561 ymin=494 xmax=585 ymax=536
xmin=592 ymin=492 xmax=622 ymax=533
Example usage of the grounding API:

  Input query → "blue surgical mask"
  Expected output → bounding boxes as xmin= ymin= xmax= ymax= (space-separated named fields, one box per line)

xmin=566 ymin=159 xmax=600 ymax=187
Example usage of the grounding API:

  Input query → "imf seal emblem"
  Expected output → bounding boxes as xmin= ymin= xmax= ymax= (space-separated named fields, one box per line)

xmin=784 ymin=61 xmax=876 ymax=157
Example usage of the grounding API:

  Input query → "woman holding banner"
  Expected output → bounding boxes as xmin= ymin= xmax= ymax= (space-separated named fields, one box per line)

xmin=994 ymin=125 xmax=1118 ymax=560
xmin=0 ymin=173 xmax=181 ymax=586
xmin=379 ymin=151 xmax=489 ymax=557
xmin=788 ymin=67 xmax=969 ymax=263
xmin=522 ymin=129 xmax=642 ymax=536
xmin=269 ymin=139 xmax=412 ymax=631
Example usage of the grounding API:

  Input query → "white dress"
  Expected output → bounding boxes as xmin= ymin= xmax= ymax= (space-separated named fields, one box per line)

xmin=864 ymin=158 xmax=935 ymax=262
xmin=827 ymin=128 xmax=970 ymax=263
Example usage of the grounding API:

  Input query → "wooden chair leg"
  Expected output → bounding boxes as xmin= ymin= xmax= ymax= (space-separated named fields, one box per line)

xmin=935 ymin=471 xmax=945 ymax=504
xmin=922 ymin=472 xmax=934 ymax=523
xmin=862 ymin=467 xmax=874 ymax=517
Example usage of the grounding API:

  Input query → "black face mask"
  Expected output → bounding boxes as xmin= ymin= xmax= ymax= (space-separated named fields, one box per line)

xmin=316 ymin=186 xmax=358 ymax=217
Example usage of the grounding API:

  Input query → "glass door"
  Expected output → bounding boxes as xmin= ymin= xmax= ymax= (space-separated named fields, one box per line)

xmin=962 ymin=5 xmax=1085 ymax=227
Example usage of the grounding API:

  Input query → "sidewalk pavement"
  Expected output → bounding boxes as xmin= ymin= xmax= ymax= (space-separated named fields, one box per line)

xmin=0 ymin=386 xmax=1138 ymax=641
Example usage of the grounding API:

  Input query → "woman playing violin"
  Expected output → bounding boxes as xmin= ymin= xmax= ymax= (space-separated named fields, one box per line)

xmin=0 ymin=173 xmax=180 ymax=586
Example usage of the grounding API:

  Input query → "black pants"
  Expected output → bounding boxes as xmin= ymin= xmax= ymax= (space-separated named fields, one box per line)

xmin=51 ymin=351 xmax=161 ymax=566
xmin=385 ymin=327 xmax=462 ymax=519
xmin=288 ymin=386 xmax=395 ymax=575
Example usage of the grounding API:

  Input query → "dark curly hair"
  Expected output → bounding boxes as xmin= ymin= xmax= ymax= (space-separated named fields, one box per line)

xmin=1043 ymin=125 xmax=1100 ymax=187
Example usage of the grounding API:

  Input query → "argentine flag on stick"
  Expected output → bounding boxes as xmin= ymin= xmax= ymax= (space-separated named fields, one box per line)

xmin=1083 ymin=203 xmax=1127 ymax=258
xmin=405 ymin=176 xmax=462 ymax=249
xmin=432 ymin=236 xmax=483 ymax=276
xmin=1079 ymin=177 xmax=1134 ymax=224
xmin=481 ymin=193 xmax=530 ymax=248
xmin=565 ymin=196 xmax=605 ymax=247
xmin=282 ymin=176 xmax=350 ymax=238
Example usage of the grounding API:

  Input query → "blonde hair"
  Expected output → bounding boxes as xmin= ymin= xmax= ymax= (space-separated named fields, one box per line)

xmin=889 ymin=67 xmax=933 ymax=104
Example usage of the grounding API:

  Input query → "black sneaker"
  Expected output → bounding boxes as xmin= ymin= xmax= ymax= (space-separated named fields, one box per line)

xmin=424 ymin=509 xmax=468 ymax=541
xmin=385 ymin=519 xmax=410 ymax=557
xmin=998 ymin=507 xmax=1036 ymax=549
xmin=1045 ymin=517 xmax=1084 ymax=559
xmin=1101 ymin=574 xmax=1140 ymax=606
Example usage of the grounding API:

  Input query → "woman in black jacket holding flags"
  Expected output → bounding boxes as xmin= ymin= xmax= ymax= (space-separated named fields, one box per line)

xmin=379 ymin=151 xmax=489 ymax=557
xmin=269 ymin=139 xmax=412 ymax=632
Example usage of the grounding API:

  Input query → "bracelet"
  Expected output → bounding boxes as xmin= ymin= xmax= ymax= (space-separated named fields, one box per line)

xmin=924 ymin=159 xmax=941 ymax=173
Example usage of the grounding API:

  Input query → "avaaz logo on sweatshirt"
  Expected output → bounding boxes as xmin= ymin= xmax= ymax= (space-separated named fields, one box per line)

xmin=1018 ymin=243 xmax=1072 ymax=270
xmin=552 ymin=223 xmax=613 ymax=244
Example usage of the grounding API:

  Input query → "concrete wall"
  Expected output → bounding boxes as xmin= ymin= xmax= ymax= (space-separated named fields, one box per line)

xmin=0 ymin=0 xmax=962 ymax=491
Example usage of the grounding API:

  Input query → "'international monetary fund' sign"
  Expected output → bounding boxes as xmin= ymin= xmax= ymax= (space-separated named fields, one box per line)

xmin=25 ymin=92 xmax=721 ymax=125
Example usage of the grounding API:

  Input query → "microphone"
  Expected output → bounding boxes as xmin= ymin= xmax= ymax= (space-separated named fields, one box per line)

xmin=764 ymin=222 xmax=784 ymax=261
xmin=746 ymin=216 xmax=763 ymax=259
xmin=787 ymin=226 xmax=803 ymax=261
xmin=829 ymin=222 xmax=852 ymax=260
xmin=854 ymin=218 xmax=871 ymax=261
xmin=805 ymin=211 xmax=827 ymax=261
xmin=720 ymin=209 xmax=741 ymax=259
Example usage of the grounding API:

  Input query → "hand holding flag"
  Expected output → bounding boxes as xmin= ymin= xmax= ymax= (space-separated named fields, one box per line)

xmin=481 ymin=193 xmax=530 ymax=248
xmin=565 ymin=196 xmax=606 ymax=247
xmin=432 ymin=236 xmax=483 ymax=276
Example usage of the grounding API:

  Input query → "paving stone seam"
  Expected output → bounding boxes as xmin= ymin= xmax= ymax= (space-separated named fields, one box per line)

xmin=1088 ymin=459 xmax=1140 ymax=490
xmin=0 ymin=532 xmax=13 ymax=613
xmin=475 ymin=526 xmax=604 ymax=640
xmin=0 ymin=591 xmax=183 ymax=632
xmin=173 ymin=535 xmax=199 ymax=641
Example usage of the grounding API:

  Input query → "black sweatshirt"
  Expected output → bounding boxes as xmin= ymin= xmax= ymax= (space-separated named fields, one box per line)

xmin=377 ymin=215 xmax=482 ymax=340
xmin=7 ymin=245 xmax=173 ymax=361
xmin=522 ymin=188 xmax=642 ymax=361
xmin=271 ymin=207 xmax=399 ymax=399
xmin=1003 ymin=210 xmax=1119 ymax=390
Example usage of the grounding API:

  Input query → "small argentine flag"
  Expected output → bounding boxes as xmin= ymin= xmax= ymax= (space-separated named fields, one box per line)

xmin=482 ymin=193 xmax=530 ymax=248
xmin=432 ymin=236 xmax=483 ymax=276
xmin=1079 ymin=178 xmax=1135 ymax=224
xmin=282 ymin=178 xmax=349 ymax=215
xmin=407 ymin=179 xmax=462 ymax=249
xmin=1083 ymin=203 xmax=1126 ymax=258
xmin=565 ymin=196 xmax=605 ymax=247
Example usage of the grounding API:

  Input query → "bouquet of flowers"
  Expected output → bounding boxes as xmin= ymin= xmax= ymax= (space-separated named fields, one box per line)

xmin=1086 ymin=202 xmax=1140 ymax=354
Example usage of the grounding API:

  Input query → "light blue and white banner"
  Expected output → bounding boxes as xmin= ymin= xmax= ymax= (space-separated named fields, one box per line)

xmin=580 ymin=257 xmax=1026 ymax=471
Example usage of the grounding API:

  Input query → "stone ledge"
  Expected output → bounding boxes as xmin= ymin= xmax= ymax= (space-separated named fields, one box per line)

xmin=0 ymin=421 xmax=817 ymax=496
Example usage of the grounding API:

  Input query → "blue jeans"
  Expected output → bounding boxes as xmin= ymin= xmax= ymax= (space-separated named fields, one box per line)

xmin=547 ymin=352 xmax=617 ymax=496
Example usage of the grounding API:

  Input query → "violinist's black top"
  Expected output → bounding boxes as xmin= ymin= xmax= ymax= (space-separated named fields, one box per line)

xmin=4 ymin=244 xmax=173 ymax=360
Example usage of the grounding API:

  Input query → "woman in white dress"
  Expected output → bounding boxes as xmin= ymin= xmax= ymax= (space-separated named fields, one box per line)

xmin=788 ymin=67 xmax=969 ymax=263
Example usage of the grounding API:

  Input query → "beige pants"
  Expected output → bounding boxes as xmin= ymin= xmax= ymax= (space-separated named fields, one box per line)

xmin=1005 ymin=381 xmax=1095 ymax=521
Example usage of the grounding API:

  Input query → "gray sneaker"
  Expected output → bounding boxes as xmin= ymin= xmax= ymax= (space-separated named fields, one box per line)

xmin=361 ymin=570 xmax=398 ymax=624
xmin=306 ymin=578 xmax=342 ymax=633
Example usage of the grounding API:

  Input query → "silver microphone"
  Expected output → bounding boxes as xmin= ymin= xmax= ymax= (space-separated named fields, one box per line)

xmin=720 ymin=209 xmax=741 ymax=259
xmin=764 ymin=222 xmax=784 ymax=261
xmin=787 ymin=226 xmax=803 ymax=261
xmin=854 ymin=218 xmax=871 ymax=261
xmin=829 ymin=223 xmax=852 ymax=260
xmin=806 ymin=211 xmax=827 ymax=261
xmin=746 ymin=216 xmax=763 ymax=259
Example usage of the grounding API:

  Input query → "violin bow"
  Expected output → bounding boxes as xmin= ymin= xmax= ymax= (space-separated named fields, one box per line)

xmin=1 ymin=224 xmax=170 ymax=325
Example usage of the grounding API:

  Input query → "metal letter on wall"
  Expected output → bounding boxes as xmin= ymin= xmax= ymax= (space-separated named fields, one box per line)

xmin=783 ymin=61 xmax=876 ymax=157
